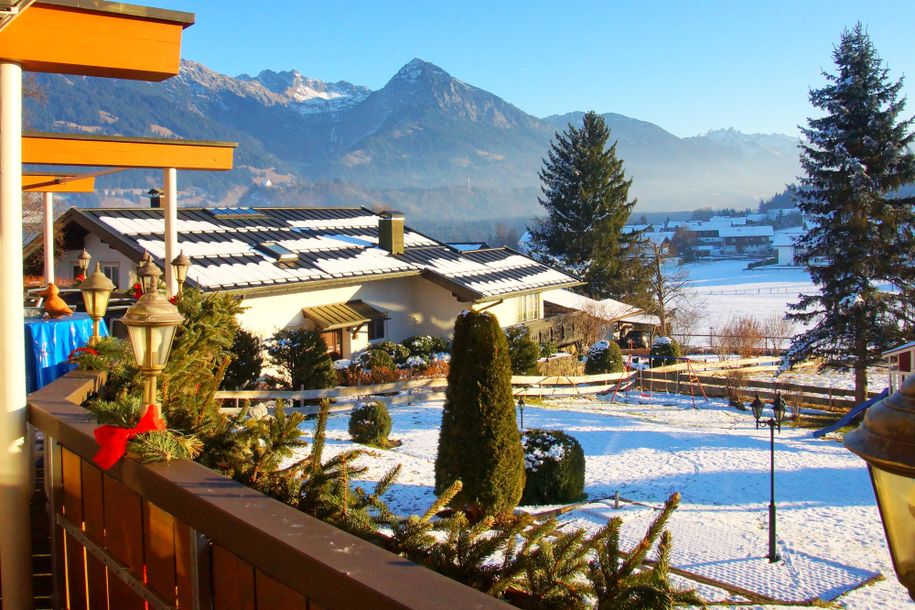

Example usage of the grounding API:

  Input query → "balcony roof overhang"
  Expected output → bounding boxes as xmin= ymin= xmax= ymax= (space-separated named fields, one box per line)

xmin=24 ymin=132 xmax=236 ymax=171
xmin=0 ymin=0 xmax=193 ymax=80
xmin=22 ymin=171 xmax=97 ymax=192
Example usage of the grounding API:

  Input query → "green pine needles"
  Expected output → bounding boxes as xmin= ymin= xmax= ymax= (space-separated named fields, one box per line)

xmin=435 ymin=309 xmax=525 ymax=517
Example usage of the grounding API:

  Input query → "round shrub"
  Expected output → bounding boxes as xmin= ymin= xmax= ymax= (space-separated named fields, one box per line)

xmin=402 ymin=335 xmax=450 ymax=358
xmin=357 ymin=348 xmax=395 ymax=371
xmin=584 ymin=340 xmax=624 ymax=374
xmin=405 ymin=355 xmax=428 ymax=370
xmin=650 ymin=336 xmax=681 ymax=367
xmin=348 ymin=400 xmax=393 ymax=447
xmin=374 ymin=341 xmax=410 ymax=366
xmin=520 ymin=429 xmax=585 ymax=505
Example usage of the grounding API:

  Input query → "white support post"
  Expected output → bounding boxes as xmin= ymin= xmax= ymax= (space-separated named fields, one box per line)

xmin=43 ymin=191 xmax=53 ymax=285
xmin=0 ymin=60 xmax=33 ymax=609
xmin=163 ymin=167 xmax=177 ymax=297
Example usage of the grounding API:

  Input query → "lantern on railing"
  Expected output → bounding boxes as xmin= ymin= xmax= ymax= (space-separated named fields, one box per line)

xmin=80 ymin=263 xmax=115 ymax=345
xmin=845 ymin=377 xmax=915 ymax=600
xmin=77 ymin=248 xmax=91 ymax=278
xmin=121 ymin=260 xmax=183 ymax=406
xmin=170 ymin=250 xmax=191 ymax=297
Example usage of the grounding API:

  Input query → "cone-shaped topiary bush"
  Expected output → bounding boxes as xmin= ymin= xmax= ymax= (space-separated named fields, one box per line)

xmin=348 ymin=400 xmax=394 ymax=447
xmin=650 ymin=336 xmax=681 ymax=367
xmin=584 ymin=340 xmax=624 ymax=374
xmin=520 ymin=429 xmax=586 ymax=505
xmin=435 ymin=310 xmax=525 ymax=516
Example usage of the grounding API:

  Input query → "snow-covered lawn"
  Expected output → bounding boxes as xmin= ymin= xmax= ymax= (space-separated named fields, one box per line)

xmin=298 ymin=392 xmax=912 ymax=609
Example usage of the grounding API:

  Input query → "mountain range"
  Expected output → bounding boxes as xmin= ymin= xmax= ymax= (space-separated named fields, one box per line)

xmin=24 ymin=58 xmax=801 ymax=221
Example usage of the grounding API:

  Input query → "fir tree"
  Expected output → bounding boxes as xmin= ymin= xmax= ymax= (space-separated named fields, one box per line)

xmin=528 ymin=111 xmax=647 ymax=301
xmin=221 ymin=328 xmax=263 ymax=390
xmin=435 ymin=310 xmax=525 ymax=517
xmin=266 ymin=328 xmax=337 ymax=390
xmin=506 ymin=325 xmax=541 ymax=375
xmin=787 ymin=24 xmax=915 ymax=402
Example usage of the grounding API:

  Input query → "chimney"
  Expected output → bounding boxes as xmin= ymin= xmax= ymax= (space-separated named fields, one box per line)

xmin=378 ymin=211 xmax=405 ymax=255
xmin=147 ymin=188 xmax=163 ymax=209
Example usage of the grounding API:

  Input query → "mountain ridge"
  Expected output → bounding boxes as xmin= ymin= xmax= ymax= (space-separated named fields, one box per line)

xmin=24 ymin=57 xmax=800 ymax=218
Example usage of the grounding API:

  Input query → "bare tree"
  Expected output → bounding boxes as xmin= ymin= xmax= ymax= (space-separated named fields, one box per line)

xmin=760 ymin=313 xmax=796 ymax=354
xmin=570 ymin=299 xmax=616 ymax=351
xmin=670 ymin=300 xmax=706 ymax=352
xmin=715 ymin=316 xmax=764 ymax=359
xmin=644 ymin=241 xmax=689 ymax=336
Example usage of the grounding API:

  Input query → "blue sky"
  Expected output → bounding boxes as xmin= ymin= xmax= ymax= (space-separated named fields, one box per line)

xmin=158 ymin=1 xmax=915 ymax=138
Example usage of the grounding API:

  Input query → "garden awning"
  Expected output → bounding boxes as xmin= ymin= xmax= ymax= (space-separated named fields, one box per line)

xmin=302 ymin=301 xmax=387 ymax=331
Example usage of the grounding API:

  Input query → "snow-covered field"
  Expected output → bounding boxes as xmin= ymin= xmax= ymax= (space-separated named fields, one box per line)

xmin=680 ymin=259 xmax=816 ymax=330
xmin=298 ymin=393 xmax=913 ymax=609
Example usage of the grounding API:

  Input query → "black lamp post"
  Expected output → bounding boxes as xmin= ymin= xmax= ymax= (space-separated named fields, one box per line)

xmin=751 ymin=392 xmax=787 ymax=562
xmin=845 ymin=376 xmax=915 ymax=600
xmin=517 ymin=396 xmax=525 ymax=431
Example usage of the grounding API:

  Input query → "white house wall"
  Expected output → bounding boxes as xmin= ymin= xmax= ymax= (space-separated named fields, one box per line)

xmin=57 ymin=236 xmax=138 ymax=290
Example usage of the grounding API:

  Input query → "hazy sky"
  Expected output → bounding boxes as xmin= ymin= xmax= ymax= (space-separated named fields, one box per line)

xmin=156 ymin=1 xmax=915 ymax=138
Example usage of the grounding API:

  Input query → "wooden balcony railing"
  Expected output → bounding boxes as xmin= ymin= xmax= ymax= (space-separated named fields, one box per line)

xmin=27 ymin=371 xmax=511 ymax=609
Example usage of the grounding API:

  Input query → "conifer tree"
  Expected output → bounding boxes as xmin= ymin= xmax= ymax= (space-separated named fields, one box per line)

xmin=435 ymin=310 xmax=525 ymax=516
xmin=528 ymin=111 xmax=647 ymax=301
xmin=787 ymin=24 xmax=915 ymax=402
xmin=266 ymin=328 xmax=337 ymax=390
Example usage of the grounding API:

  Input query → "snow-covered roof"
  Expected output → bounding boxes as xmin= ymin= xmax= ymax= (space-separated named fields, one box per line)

xmin=642 ymin=231 xmax=673 ymax=245
xmin=622 ymin=224 xmax=650 ymax=234
xmin=883 ymin=341 xmax=915 ymax=357
xmin=771 ymin=230 xmax=803 ymax=248
xmin=718 ymin=225 xmax=774 ymax=238
xmin=541 ymin=288 xmax=658 ymax=325
xmin=67 ymin=207 xmax=580 ymax=300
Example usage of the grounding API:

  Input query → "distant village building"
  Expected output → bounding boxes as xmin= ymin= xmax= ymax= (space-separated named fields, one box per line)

xmin=883 ymin=341 xmax=915 ymax=393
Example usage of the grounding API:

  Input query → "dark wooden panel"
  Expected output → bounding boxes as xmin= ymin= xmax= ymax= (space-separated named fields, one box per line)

xmin=48 ymin=439 xmax=67 ymax=608
xmin=174 ymin=520 xmax=194 ymax=610
xmin=61 ymin=448 xmax=87 ymax=610
xmin=255 ymin=569 xmax=308 ymax=610
xmin=212 ymin=544 xmax=255 ymax=610
xmin=102 ymin=475 xmax=145 ymax=610
xmin=144 ymin=501 xmax=177 ymax=605
xmin=80 ymin=460 xmax=108 ymax=610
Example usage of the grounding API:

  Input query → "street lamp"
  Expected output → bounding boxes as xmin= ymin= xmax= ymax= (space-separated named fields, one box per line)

xmin=77 ymin=248 xmax=91 ymax=278
xmin=135 ymin=251 xmax=151 ymax=288
xmin=121 ymin=260 xmax=184 ymax=406
xmin=517 ymin=396 xmax=526 ymax=430
xmin=170 ymin=250 xmax=191 ymax=297
xmin=751 ymin=392 xmax=787 ymax=563
xmin=845 ymin=376 xmax=915 ymax=600
xmin=138 ymin=258 xmax=161 ymax=296
xmin=80 ymin=263 xmax=115 ymax=345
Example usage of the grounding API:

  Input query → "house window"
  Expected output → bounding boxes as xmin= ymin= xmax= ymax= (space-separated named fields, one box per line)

xmin=518 ymin=293 xmax=540 ymax=322
xmin=101 ymin=263 xmax=119 ymax=289
xmin=367 ymin=318 xmax=385 ymax=341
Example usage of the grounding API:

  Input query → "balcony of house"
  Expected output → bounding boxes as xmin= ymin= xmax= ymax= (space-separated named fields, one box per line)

xmin=14 ymin=370 xmax=510 ymax=609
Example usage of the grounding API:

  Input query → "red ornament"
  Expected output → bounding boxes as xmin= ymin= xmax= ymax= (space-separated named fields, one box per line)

xmin=132 ymin=282 xmax=143 ymax=299
xmin=92 ymin=404 xmax=167 ymax=470
xmin=75 ymin=274 xmax=86 ymax=282
xmin=168 ymin=295 xmax=178 ymax=305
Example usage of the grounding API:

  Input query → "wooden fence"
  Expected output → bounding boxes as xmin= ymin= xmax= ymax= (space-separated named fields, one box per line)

xmin=27 ymin=371 xmax=511 ymax=609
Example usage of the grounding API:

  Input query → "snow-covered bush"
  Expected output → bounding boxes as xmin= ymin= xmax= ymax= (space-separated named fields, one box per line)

xmin=348 ymin=400 xmax=394 ymax=447
xmin=650 ymin=336 xmax=681 ymax=367
xmin=431 ymin=351 xmax=451 ymax=362
xmin=584 ymin=340 xmax=624 ymax=375
xmin=373 ymin=341 xmax=411 ymax=366
xmin=520 ymin=429 xmax=585 ymax=505
xmin=405 ymin=355 xmax=428 ymax=370
xmin=401 ymin=335 xmax=449 ymax=359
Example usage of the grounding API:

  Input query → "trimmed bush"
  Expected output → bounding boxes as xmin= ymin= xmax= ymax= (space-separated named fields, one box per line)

xmin=357 ymin=348 xmax=396 ymax=371
xmin=650 ymin=336 xmax=682 ymax=367
xmin=539 ymin=340 xmax=558 ymax=358
xmin=374 ymin=341 xmax=411 ymax=366
xmin=348 ymin=400 xmax=394 ymax=447
xmin=435 ymin=310 xmax=525 ymax=516
xmin=584 ymin=340 xmax=624 ymax=374
xmin=520 ymin=429 xmax=586 ymax=505
xmin=505 ymin=325 xmax=540 ymax=375
xmin=266 ymin=328 xmax=337 ymax=390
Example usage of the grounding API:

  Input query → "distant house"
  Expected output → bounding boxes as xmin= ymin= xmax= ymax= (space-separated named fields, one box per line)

xmin=772 ymin=230 xmax=804 ymax=265
xmin=31 ymin=206 xmax=583 ymax=360
xmin=717 ymin=225 xmax=774 ymax=255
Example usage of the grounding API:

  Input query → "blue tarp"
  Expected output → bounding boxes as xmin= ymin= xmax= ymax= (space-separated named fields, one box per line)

xmin=812 ymin=387 xmax=889 ymax=438
xmin=25 ymin=313 xmax=109 ymax=393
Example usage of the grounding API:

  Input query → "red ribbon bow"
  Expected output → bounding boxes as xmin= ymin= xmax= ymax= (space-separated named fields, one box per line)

xmin=92 ymin=404 xmax=166 ymax=470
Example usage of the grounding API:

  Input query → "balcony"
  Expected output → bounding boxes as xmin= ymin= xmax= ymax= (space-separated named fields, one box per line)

xmin=15 ymin=370 xmax=510 ymax=609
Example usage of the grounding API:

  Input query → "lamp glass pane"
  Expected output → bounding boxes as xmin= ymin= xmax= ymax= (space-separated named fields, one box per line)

xmin=127 ymin=324 xmax=148 ymax=368
xmin=88 ymin=289 xmax=111 ymax=317
xmin=81 ymin=290 xmax=95 ymax=316
xmin=152 ymin=324 xmax=178 ymax=368
xmin=871 ymin=466 xmax=915 ymax=589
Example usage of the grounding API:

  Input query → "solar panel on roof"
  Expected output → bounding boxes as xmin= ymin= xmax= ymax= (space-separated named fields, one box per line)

xmin=207 ymin=207 xmax=265 ymax=219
